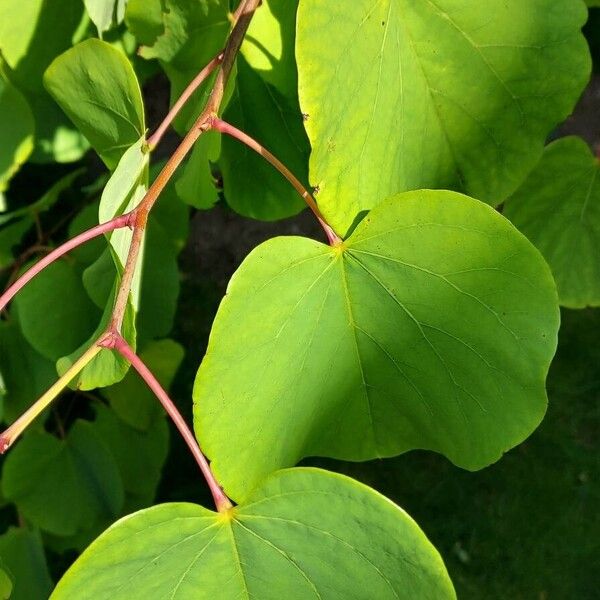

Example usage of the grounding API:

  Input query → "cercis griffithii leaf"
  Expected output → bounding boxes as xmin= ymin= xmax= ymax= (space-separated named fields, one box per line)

xmin=194 ymin=190 xmax=559 ymax=502
xmin=296 ymin=0 xmax=591 ymax=236
xmin=44 ymin=39 xmax=146 ymax=169
xmin=504 ymin=136 xmax=600 ymax=309
xmin=52 ymin=468 xmax=456 ymax=599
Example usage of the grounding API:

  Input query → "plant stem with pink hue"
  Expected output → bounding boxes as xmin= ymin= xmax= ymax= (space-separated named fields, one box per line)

xmin=103 ymin=332 xmax=233 ymax=513
xmin=0 ymin=213 xmax=134 ymax=312
xmin=147 ymin=52 xmax=224 ymax=150
xmin=0 ymin=344 xmax=102 ymax=453
xmin=210 ymin=117 xmax=342 ymax=245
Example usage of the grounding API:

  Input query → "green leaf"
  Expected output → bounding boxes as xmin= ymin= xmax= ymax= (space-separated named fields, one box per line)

xmin=0 ymin=74 xmax=34 ymax=195
xmin=44 ymin=39 xmax=146 ymax=169
xmin=219 ymin=54 xmax=308 ymax=220
xmin=0 ymin=529 xmax=52 ymax=600
xmin=0 ymin=565 xmax=11 ymax=600
xmin=56 ymin=282 xmax=137 ymax=390
xmin=131 ymin=0 xmax=229 ymax=132
xmin=0 ymin=321 xmax=56 ymax=424
xmin=504 ymin=136 xmax=600 ymax=309
xmin=52 ymin=468 xmax=455 ymax=599
xmin=175 ymin=132 xmax=220 ymax=210
xmin=84 ymin=0 xmax=127 ymax=37
xmin=194 ymin=190 xmax=559 ymax=502
xmin=296 ymin=0 xmax=591 ymax=236
xmin=98 ymin=135 xmax=149 ymax=310
xmin=217 ymin=0 xmax=310 ymax=220
xmin=13 ymin=260 xmax=101 ymax=361
xmin=91 ymin=402 xmax=169 ymax=511
xmin=0 ymin=0 xmax=88 ymax=162
xmin=125 ymin=0 xmax=165 ymax=46
xmin=103 ymin=339 xmax=184 ymax=430
xmin=2 ymin=421 xmax=124 ymax=536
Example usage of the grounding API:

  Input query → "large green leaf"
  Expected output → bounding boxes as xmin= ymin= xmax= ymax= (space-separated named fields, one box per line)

xmin=0 ymin=74 xmax=34 ymax=196
xmin=2 ymin=421 xmax=124 ymax=536
xmin=0 ymin=0 xmax=88 ymax=162
xmin=504 ymin=136 xmax=600 ymax=309
xmin=44 ymin=39 xmax=145 ymax=169
xmin=52 ymin=468 xmax=455 ymax=599
xmin=0 ymin=529 xmax=52 ymax=600
xmin=296 ymin=0 xmax=591 ymax=236
xmin=194 ymin=190 xmax=559 ymax=501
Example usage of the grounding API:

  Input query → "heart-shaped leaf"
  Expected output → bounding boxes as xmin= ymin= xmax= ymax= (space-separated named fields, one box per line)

xmin=194 ymin=190 xmax=559 ymax=501
xmin=52 ymin=468 xmax=455 ymax=599
xmin=504 ymin=136 xmax=600 ymax=308
xmin=296 ymin=0 xmax=591 ymax=235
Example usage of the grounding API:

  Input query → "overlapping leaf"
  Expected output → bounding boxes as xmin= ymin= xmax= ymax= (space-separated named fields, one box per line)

xmin=505 ymin=136 xmax=600 ymax=308
xmin=218 ymin=0 xmax=310 ymax=220
xmin=0 ymin=0 xmax=88 ymax=162
xmin=0 ymin=73 xmax=34 ymax=198
xmin=194 ymin=190 xmax=559 ymax=501
xmin=52 ymin=468 xmax=455 ymax=599
xmin=44 ymin=39 xmax=146 ymax=169
xmin=0 ymin=529 xmax=52 ymax=600
xmin=296 ymin=0 xmax=591 ymax=236
xmin=1 ymin=421 xmax=124 ymax=536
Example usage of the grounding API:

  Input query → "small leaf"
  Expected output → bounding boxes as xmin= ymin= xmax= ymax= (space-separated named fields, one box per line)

xmin=83 ymin=0 xmax=126 ymax=37
xmin=103 ymin=339 xmax=184 ymax=430
xmin=504 ymin=136 xmax=600 ymax=308
xmin=0 ymin=529 xmax=52 ymax=600
xmin=52 ymin=468 xmax=455 ymax=599
xmin=296 ymin=0 xmax=591 ymax=235
xmin=175 ymin=132 xmax=220 ymax=210
xmin=194 ymin=190 xmax=559 ymax=501
xmin=2 ymin=421 xmax=124 ymax=536
xmin=44 ymin=39 xmax=145 ymax=169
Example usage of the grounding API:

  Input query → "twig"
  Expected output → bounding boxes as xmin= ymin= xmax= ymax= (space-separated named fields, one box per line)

xmin=211 ymin=117 xmax=341 ymax=245
xmin=102 ymin=332 xmax=233 ymax=512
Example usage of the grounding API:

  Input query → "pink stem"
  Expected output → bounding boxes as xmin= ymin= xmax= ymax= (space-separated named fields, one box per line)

xmin=210 ymin=117 xmax=342 ymax=246
xmin=0 ymin=213 xmax=134 ymax=312
xmin=147 ymin=52 xmax=224 ymax=150
xmin=105 ymin=333 xmax=233 ymax=513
